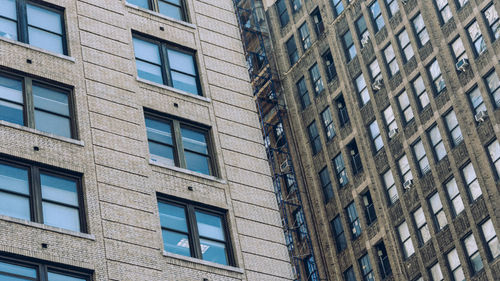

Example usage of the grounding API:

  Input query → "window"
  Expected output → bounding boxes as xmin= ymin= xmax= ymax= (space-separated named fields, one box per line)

xmin=334 ymin=153 xmax=348 ymax=187
xmin=398 ymin=29 xmax=414 ymax=62
xmin=285 ymin=173 xmax=297 ymax=194
xmin=429 ymin=263 xmax=444 ymax=281
xmin=456 ymin=0 xmax=468 ymax=8
xmin=342 ymin=30 xmax=356 ymax=62
xmin=370 ymin=1 xmax=385 ymax=32
xmin=346 ymin=201 xmax=361 ymax=239
xmin=332 ymin=0 xmax=344 ymax=17
xmin=463 ymin=233 xmax=484 ymax=273
xmin=376 ymin=242 xmax=392 ymax=278
xmin=369 ymin=59 xmax=381 ymax=82
xmin=128 ymin=0 xmax=187 ymax=21
xmin=467 ymin=21 xmax=486 ymax=56
xmin=291 ymin=0 xmax=302 ymax=12
xmin=428 ymin=60 xmax=446 ymax=94
xmin=487 ymin=139 xmax=500 ymax=178
xmin=480 ymin=218 xmax=500 ymax=260
xmin=445 ymin=177 xmax=465 ymax=217
xmin=308 ymin=121 xmax=322 ymax=154
xmin=0 ymin=72 xmax=75 ymax=139
xmin=356 ymin=16 xmax=369 ymax=42
xmin=158 ymin=196 xmax=232 ymax=265
xmin=299 ymin=22 xmax=312 ymax=50
xmin=468 ymin=86 xmax=486 ymax=115
xmin=398 ymin=154 xmax=413 ymax=182
xmin=349 ymin=141 xmax=363 ymax=175
xmin=413 ymin=75 xmax=430 ymax=109
xmin=428 ymin=125 xmax=446 ymax=161
xmin=276 ymin=0 xmax=290 ymax=27
xmin=413 ymin=139 xmax=430 ymax=175
xmin=297 ymin=77 xmax=311 ymax=108
xmin=331 ymin=216 xmax=347 ymax=252
xmin=322 ymin=50 xmax=336 ymax=81
xmin=385 ymin=0 xmax=399 ymax=17
xmin=451 ymin=37 xmax=468 ymax=62
xmin=484 ymin=4 xmax=499 ymax=40
xmin=383 ymin=106 xmax=397 ymax=134
xmin=294 ymin=209 xmax=307 ymax=240
xmin=286 ymin=36 xmax=299 ymax=65
xmin=0 ymin=159 xmax=84 ymax=232
xmin=398 ymin=90 xmax=414 ymax=124
xmin=447 ymin=248 xmax=465 ymax=281
xmin=337 ymin=96 xmax=350 ymax=127
xmin=398 ymin=221 xmax=415 ymax=258
xmin=0 ymin=0 xmax=66 ymax=54
xmin=413 ymin=207 xmax=431 ymax=245
xmin=133 ymin=35 xmax=201 ymax=95
xmin=462 ymin=162 xmax=482 ymax=201
xmin=355 ymin=74 xmax=370 ymax=105
xmin=344 ymin=267 xmax=356 ymax=281
xmin=309 ymin=63 xmax=324 ymax=95
xmin=383 ymin=169 xmax=399 ymax=204
xmin=412 ymin=13 xmax=429 ymax=47
xmin=145 ymin=112 xmax=215 ymax=176
xmin=311 ymin=8 xmax=324 ymax=36
xmin=319 ymin=167 xmax=334 ymax=202
xmin=444 ymin=110 xmax=463 ymax=146
xmin=0 ymin=255 xmax=90 ymax=281
xmin=362 ymin=191 xmax=377 ymax=225
xmin=358 ymin=254 xmax=374 ymax=281
xmin=429 ymin=193 xmax=448 ymax=231
xmin=369 ymin=120 xmax=384 ymax=152
xmin=321 ymin=107 xmax=336 ymax=141
xmin=485 ymin=71 xmax=500 ymax=108
xmin=435 ymin=0 xmax=452 ymax=24
xmin=384 ymin=44 xmax=399 ymax=77
xmin=304 ymin=255 xmax=319 ymax=281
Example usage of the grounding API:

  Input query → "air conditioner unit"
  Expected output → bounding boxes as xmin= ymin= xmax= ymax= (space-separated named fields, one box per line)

xmin=474 ymin=110 xmax=488 ymax=122
xmin=280 ymin=160 xmax=290 ymax=172
xmin=403 ymin=179 xmax=413 ymax=190
xmin=455 ymin=58 xmax=469 ymax=72
xmin=388 ymin=128 xmax=398 ymax=139
xmin=401 ymin=0 xmax=409 ymax=5
xmin=372 ymin=78 xmax=383 ymax=91
xmin=361 ymin=33 xmax=370 ymax=47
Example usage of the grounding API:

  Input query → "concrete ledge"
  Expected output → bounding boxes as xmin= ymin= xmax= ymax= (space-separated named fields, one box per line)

xmin=137 ymin=77 xmax=211 ymax=103
xmin=150 ymin=159 xmax=226 ymax=184
xmin=162 ymin=250 xmax=244 ymax=274
xmin=0 ymin=120 xmax=84 ymax=146
xmin=125 ymin=2 xmax=197 ymax=30
xmin=0 ymin=36 xmax=76 ymax=62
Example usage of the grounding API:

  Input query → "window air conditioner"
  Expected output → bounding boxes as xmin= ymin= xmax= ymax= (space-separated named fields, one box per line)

xmin=361 ymin=33 xmax=370 ymax=47
xmin=388 ymin=128 xmax=398 ymax=139
xmin=403 ymin=179 xmax=413 ymax=190
xmin=280 ymin=160 xmax=290 ymax=172
xmin=455 ymin=58 xmax=469 ymax=72
xmin=372 ymin=78 xmax=383 ymax=91
xmin=474 ymin=110 xmax=488 ymax=122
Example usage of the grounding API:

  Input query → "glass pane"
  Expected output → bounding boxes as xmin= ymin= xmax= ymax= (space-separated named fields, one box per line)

xmin=465 ymin=235 xmax=478 ymax=252
xmin=27 ymin=4 xmax=62 ymax=34
xmin=168 ymin=49 xmax=195 ymax=75
xmin=421 ymin=225 xmax=431 ymax=243
xmin=453 ymin=268 xmax=465 ymax=281
xmin=42 ymin=202 xmax=80 ymax=232
xmin=136 ymin=60 xmax=163 ymax=84
xmin=482 ymin=219 xmax=496 ymax=241
xmin=437 ymin=212 xmax=447 ymax=229
xmin=0 ymin=100 xmax=23 ymax=125
xmin=452 ymin=197 xmax=465 ymax=215
xmin=34 ymin=110 xmax=71 ymax=138
xmin=0 ymin=75 xmax=23 ymax=103
xmin=171 ymin=71 xmax=198 ymax=95
xmin=162 ymin=229 xmax=190 ymax=256
xmin=33 ymin=85 xmax=69 ymax=116
xmin=158 ymin=2 xmax=182 ymax=20
xmin=133 ymin=38 xmax=161 ymax=63
xmin=149 ymin=142 xmax=174 ymax=165
xmin=196 ymin=211 xmax=224 ymax=240
xmin=28 ymin=27 xmax=63 ymax=54
xmin=487 ymin=72 xmax=500 ymax=92
xmin=463 ymin=163 xmax=476 ymax=184
xmin=398 ymin=222 xmax=410 ymax=239
xmin=200 ymin=238 xmax=228 ymax=265
xmin=0 ymin=0 xmax=16 ymax=20
xmin=488 ymin=141 xmax=500 ymax=161
xmin=48 ymin=272 xmax=86 ymax=281
xmin=146 ymin=118 xmax=172 ymax=145
xmin=0 ymin=191 xmax=30 ymax=220
xmin=0 ymin=18 xmax=18 ymax=40
xmin=414 ymin=141 xmax=425 ymax=158
xmin=0 ymin=163 xmax=29 ymax=195
xmin=181 ymin=127 xmax=207 ymax=154
xmin=158 ymin=202 xmax=187 ymax=232
xmin=404 ymin=240 xmax=414 ymax=256
xmin=127 ymin=0 xmax=149 ymax=9
xmin=489 ymin=237 xmax=500 ymax=259
xmin=40 ymin=173 xmax=78 ymax=206
xmin=446 ymin=178 xmax=459 ymax=197
xmin=431 ymin=264 xmax=443 ymax=281
xmin=0 ymin=261 xmax=37 ymax=278
xmin=184 ymin=151 xmax=210 ymax=175
xmin=414 ymin=208 xmax=425 ymax=227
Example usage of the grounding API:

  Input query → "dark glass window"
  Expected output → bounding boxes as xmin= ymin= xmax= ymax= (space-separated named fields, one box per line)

xmin=344 ymin=267 xmax=356 ymax=281
xmin=376 ymin=242 xmax=392 ymax=279
xmin=355 ymin=16 xmax=369 ymax=41
xmin=293 ymin=209 xmax=307 ymax=240
xmin=331 ymin=216 xmax=347 ymax=252
xmin=480 ymin=218 xmax=500 ymax=260
xmin=291 ymin=0 xmax=302 ymax=12
xmin=412 ymin=13 xmax=429 ymax=47
xmin=322 ymin=50 xmax=336 ymax=82
xmin=320 ymin=107 xmax=336 ymax=141
xmin=362 ymin=191 xmax=376 ymax=225
xmin=304 ymin=255 xmax=319 ymax=281
xmin=276 ymin=0 xmax=290 ymax=27
xmin=128 ymin=0 xmax=187 ymax=22
xmin=484 ymin=4 xmax=499 ymax=41
xmin=299 ymin=22 xmax=311 ymax=50
xmin=370 ymin=1 xmax=385 ymax=32
xmin=463 ymin=233 xmax=484 ymax=273
xmin=485 ymin=71 xmax=500 ymax=108
xmin=358 ymin=253 xmax=374 ymax=281
xmin=332 ymin=0 xmax=344 ymax=17
xmin=307 ymin=121 xmax=321 ymax=154
xmin=0 ymin=0 xmax=67 ymax=54
xmin=145 ymin=111 xmax=215 ymax=176
xmin=0 ymin=72 xmax=75 ymax=139
xmin=467 ymin=20 xmax=486 ymax=56
xmin=333 ymin=153 xmax=348 ymax=187
xmin=297 ymin=77 xmax=310 ymax=108
xmin=158 ymin=196 xmax=232 ymax=265
xmin=398 ymin=29 xmax=414 ymax=63
xmin=435 ymin=0 xmax=452 ymax=24
xmin=346 ymin=201 xmax=361 ymax=239
xmin=427 ymin=59 xmax=446 ymax=94
xmin=337 ymin=96 xmax=350 ymax=127
xmin=0 ymin=158 xmax=85 ymax=232
xmin=133 ymin=34 xmax=201 ymax=96
xmin=309 ymin=63 xmax=324 ymax=95
xmin=385 ymin=0 xmax=399 ymax=17
xmin=342 ymin=30 xmax=356 ymax=62
xmin=311 ymin=8 xmax=324 ymax=36
xmin=319 ymin=167 xmax=333 ymax=202
xmin=286 ymin=36 xmax=299 ymax=65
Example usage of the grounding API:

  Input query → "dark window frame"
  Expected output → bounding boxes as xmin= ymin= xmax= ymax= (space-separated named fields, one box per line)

xmin=412 ymin=13 xmax=429 ymax=47
xmin=384 ymin=0 xmax=399 ymax=18
xmin=427 ymin=59 xmax=446 ymax=95
xmin=397 ymin=90 xmax=414 ymax=125
xmin=332 ymin=0 xmax=344 ymax=17
xmin=466 ymin=20 xmax=486 ymax=57
xmin=483 ymin=3 xmax=499 ymax=41
xmin=427 ymin=124 xmax=446 ymax=162
xmin=333 ymin=153 xmax=348 ymax=187
xmin=444 ymin=109 xmax=463 ymax=147
xmin=297 ymin=77 xmax=310 ymax=109
xmin=479 ymin=217 xmax=500 ymax=261
xmin=320 ymin=107 xmax=336 ymax=141
xmin=309 ymin=63 xmax=324 ymax=95
xmin=319 ymin=167 xmax=333 ymax=202
xmin=346 ymin=201 xmax=362 ymax=239
xmin=397 ymin=28 xmax=414 ymax=63
xmin=462 ymin=232 xmax=484 ymax=274
xmin=286 ymin=36 xmax=299 ymax=66
xmin=322 ymin=50 xmax=336 ymax=82
xmin=342 ymin=30 xmax=356 ymax=62
xmin=311 ymin=8 xmax=324 ymax=36
xmin=362 ymin=190 xmax=377 ymax=225
xmin=434 ymin=0 xmax=452 ymax=24
xmin=307 ymin=120 xmax=322 ymax=154
xmin=412 ymin=139 xmax=430 ymax=176
xmin=358 ymin=253 xmax=374 ymax=281
xmin=369 ymin=1 xmax=385 ymax=33
xmin=331 ymin=216 xmax=347 ymax=252
xmin=484 ymin=70 xmax=500 ymax=108
xmin=299 ymin=22 xmax=312 ymax=51
xmin=276 ymin=0 xmax=290 ymax=27
xmin=127 ymin=0 xmax=189 ymax=22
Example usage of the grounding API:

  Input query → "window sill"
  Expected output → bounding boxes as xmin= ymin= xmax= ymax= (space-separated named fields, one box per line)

xmin=0 ymin=36 xmax=75 ymax=63
xmin=162 ymin=251 xmax=244 ymax=274
xmin=0 ymin=214 xmax=95 ymax=241
xmin=149 ymin=159 xmax=226 ymax=184
xmin=0 ymin=120 xmax=84 ymax=146
xmin=137 ymin=78 xmax=211 ymax=103
xmin=125 ymin=2 xmax=196 ymax=30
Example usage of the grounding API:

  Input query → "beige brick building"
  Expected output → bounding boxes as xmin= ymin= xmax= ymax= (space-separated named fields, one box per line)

xmin=0 ymin=0 xmax=294 ymax=280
